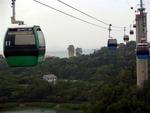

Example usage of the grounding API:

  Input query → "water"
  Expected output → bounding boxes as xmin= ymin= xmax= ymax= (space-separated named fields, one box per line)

xmin=46 ymin=49 xmax=95 ymax=58
xmin=0 ymin=108 xmax=78 ymax=113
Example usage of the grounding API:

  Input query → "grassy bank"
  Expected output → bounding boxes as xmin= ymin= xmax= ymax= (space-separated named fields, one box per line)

xmin=0 ymin=102 xmax=82 ymax=111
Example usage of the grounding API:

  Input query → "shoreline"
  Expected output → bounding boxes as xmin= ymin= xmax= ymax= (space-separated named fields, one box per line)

xmin=0 ymin=102 xmax=81 ymax=111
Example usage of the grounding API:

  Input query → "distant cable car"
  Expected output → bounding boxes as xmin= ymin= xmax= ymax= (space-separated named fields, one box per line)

xmin=123 ymin=27 xmax=129 ymax=42
xmin=3 ymin=25 xmax=46 ymax=67
xmin=136 ymin=42 xmax=149 ymax=59
xmin=107 ymin=24 xmax=117 ymax=49
xmin=133 ymin=24 xmax=136 ymax=28
xmin=123 ymin=35 xmax=129 ymax=42
xmin=107 ymin=38 xmax=117 ymax=49
xmin=130 ymin=30 xmax=134 ymax=35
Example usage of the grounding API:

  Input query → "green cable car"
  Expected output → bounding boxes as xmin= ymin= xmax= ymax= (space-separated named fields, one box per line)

xmin=3 ymin=25 xmax=46 ymax=67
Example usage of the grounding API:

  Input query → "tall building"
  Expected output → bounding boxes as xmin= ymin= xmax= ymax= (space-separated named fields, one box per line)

xmin=68 ymin=45 xmax=75 ymax=57
xmin=76 ymin=47 xmax=82 ymax=56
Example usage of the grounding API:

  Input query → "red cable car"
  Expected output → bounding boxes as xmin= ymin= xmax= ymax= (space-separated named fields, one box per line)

xmin=130 ymin=30 xmax=134 ymax=35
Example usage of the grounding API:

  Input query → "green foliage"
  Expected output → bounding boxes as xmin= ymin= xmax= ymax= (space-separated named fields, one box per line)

xmin=0 ymin=41 xmax=150 ymax=113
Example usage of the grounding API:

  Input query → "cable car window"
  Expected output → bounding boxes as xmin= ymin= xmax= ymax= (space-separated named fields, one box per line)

xmin=6 ymin=35 xmax=15 ymax=46
xmin=37 ymin=29 xmax=45 ymax=47
xmin=15 ymin=34 xmax=35 ymax=45
xmin=8 ymin=30 xmax=35 ymax=45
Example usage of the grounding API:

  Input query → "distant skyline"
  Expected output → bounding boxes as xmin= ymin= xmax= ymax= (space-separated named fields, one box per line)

xmin=45 ymin=49 xmax=95 ymax=58
xmin=0 ymin=0 xmax=150 ymax=52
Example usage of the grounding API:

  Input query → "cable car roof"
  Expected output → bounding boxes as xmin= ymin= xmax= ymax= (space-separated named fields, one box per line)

xmin=124 ymin=35 xmax=129 ymax=38
xmin=8 ymin=25 xmax=40 ymax=29
xmin=137 ymin=42 xmax=148 ymax=46
xmin=108 ymin=38 xmax=117 ymax=41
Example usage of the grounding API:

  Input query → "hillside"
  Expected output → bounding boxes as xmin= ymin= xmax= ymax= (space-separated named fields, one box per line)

xmin=1 ymin=41 xmax=150 ymax=113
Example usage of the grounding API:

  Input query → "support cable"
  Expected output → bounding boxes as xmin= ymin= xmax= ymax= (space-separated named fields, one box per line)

xmin=33 ymin=0 xmax=108 ymax=30
xmin=56 ymin=0 xmax=124 ymax=29
xmin=33 ymin=0 xmax=124 ymax=32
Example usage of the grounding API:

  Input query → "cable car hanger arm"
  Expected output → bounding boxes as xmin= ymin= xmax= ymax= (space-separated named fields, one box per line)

xmin=11 ymin=0 xmax=24 ymax=25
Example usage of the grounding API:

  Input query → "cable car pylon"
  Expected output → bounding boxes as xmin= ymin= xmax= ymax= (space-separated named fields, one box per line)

xmin=136 ymin=0 xmax=149 ymax=88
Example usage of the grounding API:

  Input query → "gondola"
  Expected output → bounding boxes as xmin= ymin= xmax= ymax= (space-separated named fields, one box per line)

xmin=3 ymin=25 xmax=46 ymax=67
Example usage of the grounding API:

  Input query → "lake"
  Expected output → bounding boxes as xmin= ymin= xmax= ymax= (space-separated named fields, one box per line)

xmin=0 ymin=108 xmax=79 ymax=113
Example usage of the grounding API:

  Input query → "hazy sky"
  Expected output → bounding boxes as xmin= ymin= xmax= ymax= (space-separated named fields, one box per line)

xmin=0 ymin=0 xmax=150 ymax=52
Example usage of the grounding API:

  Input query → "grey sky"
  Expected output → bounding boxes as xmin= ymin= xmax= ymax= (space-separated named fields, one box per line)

xmin=0 ymin=0 xmax=150 ymax=52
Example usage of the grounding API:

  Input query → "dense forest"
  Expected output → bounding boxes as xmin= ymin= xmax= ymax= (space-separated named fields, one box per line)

xmin=1 ymin=41 xmax=150 ymax=113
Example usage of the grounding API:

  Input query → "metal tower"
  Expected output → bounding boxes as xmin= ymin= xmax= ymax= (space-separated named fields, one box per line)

xmin=136 ymin=0 xmax=148 ymax=88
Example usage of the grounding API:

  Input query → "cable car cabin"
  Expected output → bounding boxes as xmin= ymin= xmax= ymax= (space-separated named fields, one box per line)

xmin=107 ymin=38 xmax=117 ymax=49
xmin=3 ymin=25 xmax=46 ymax=67
xmin=136 ymin=42 xmax=149 ymax=59
xmin=133 ymin=24 xmax=136 ymax=28
xmin=123 ymin=35 xmax=129 ymax=42
xmin=130 ymin=30 xmax=134 ymax=35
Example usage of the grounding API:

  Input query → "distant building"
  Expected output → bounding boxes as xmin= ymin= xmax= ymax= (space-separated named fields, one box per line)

xmin=68 ymin=45 xmax=75 ymax=57
xmin=43 ymin=74 xmax=57 ymax=84
xmin=76 ymin=47 xmax=82 ymax=56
